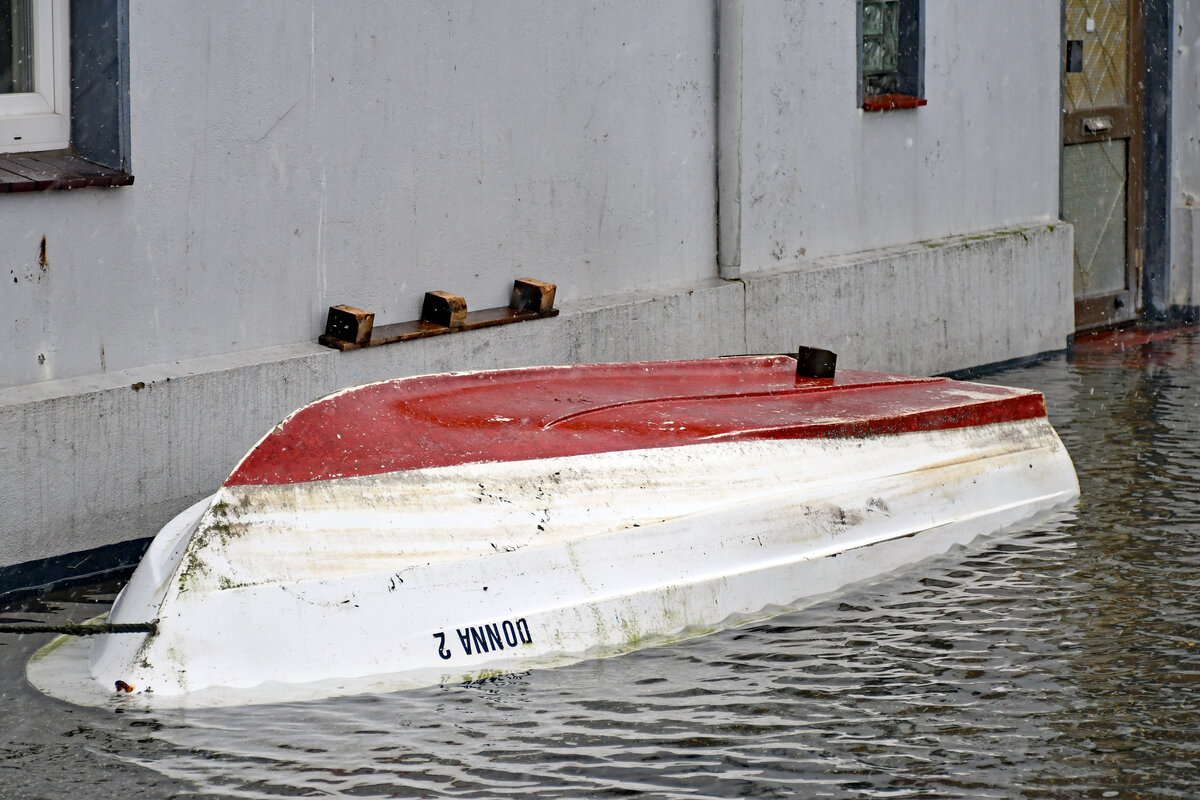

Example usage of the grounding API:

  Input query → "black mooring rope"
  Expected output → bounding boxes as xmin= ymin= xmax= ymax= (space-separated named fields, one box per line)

xmin=0 ymin=621 xmax=157 ymax=636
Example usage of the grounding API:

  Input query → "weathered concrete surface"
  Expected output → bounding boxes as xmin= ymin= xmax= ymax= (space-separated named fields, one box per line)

xmin=742 ymin=225 xmax=1074 ymax=376
xmin=721 ymin=1 xmax=1061 ymax=273
xmin=1172 ymin=0 xmax=1200 ymax=308
xmin=1174 ymin=207 xmax=1200 ymax=307
xmin=0 ymin=345 xmax=329 ymax=569
xmin=560 ymin=279 xmax=745 ymax=364
xmin=3 ymin=2 xmax=1077 ymax=392
xmin=0 ymin=224 xmax=1070 ymax=573
xmin=0 ymin=2 xmax=718 ymax=390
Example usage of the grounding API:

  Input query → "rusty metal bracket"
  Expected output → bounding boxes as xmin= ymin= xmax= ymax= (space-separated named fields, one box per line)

xmin=318 ymin=278 xmax=558 ymax=351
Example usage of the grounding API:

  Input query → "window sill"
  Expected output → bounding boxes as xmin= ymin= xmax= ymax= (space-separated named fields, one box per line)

xmin=0 ymin=153 xmax=133 ymax=192
xmin=862 ymin=94 xmax=928 ymax=112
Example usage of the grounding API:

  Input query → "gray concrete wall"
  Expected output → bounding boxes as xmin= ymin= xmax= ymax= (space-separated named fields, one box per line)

xmin=2 ymin=1 xmax=1068 ymax=390
xmin=720 ymin=0 xmax=1061 ymax=273
xmin=0 ymin=2 xmax=1076 ymax=577
xmin=743 ymin=225 xmax=1073 ymax=374
xmin=2 ymin=2 xmax=718 ymax=389
xmin=1172 ymin=0 xmax=1200 ymax=307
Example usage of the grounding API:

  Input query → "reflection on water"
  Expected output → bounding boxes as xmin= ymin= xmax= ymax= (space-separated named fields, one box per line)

xmin=4 ymin=329 xmax=1200 ymax=798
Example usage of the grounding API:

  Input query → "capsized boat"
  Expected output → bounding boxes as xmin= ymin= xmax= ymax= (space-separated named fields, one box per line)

xmin=29 ymin=353 xmax=1079 ymax=707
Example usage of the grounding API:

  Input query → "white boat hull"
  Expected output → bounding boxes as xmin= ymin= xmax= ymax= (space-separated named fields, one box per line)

xmin=30 ymin=418 xmax=1077 ymax=708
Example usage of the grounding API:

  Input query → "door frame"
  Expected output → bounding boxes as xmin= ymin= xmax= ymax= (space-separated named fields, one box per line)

xmin=1062 ymin=0 xmax=1145 ymax=332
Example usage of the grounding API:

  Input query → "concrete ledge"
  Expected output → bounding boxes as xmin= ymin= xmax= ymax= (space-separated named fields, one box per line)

xmin=560 ymin=278 xmax=746 ymax=362
xmin=742 ymin=224 xmax=1074 ymax=376
xmin=1172 ymin=205 xmax=1199 ymax=307
xmin=1 ymin=224 xmax=1072 ymax=590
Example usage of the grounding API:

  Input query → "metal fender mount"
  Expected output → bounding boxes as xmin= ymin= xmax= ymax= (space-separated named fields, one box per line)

xmin=795 ymin=346 xmax=836 ymax=380
xmin=319 ymin=278 xmax=558 ymax=351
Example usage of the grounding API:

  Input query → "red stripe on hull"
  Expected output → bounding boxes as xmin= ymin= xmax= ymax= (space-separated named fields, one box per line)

xmin=225 ymin=357 xmax=1047 ymax=487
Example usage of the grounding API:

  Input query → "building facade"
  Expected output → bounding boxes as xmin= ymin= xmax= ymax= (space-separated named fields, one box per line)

xmin=0 ymin=0 xmax=1195 ymax=592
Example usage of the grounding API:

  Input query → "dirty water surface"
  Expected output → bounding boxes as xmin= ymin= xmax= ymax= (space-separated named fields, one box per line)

xmin=3 ymin=329 xmax=1200 ymax=798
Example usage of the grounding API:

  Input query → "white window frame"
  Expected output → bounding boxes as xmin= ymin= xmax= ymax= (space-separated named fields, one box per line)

xmin=1 ymin=0 xmax=69 ymax=153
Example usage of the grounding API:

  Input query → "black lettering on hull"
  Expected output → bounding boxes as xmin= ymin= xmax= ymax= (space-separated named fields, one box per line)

xmin=485 ymin=623 xmax=504 ymax=651
xmin=436 ymin=617 xmax=533 ymax=659
xmin=433 ymin=632 xmax=452 ymax=660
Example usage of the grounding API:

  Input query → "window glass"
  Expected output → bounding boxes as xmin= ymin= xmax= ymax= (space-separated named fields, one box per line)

xmin=861 ymin=1 xmax=900 ymax=95
xmin=0 ymin=0 xmax=132 ymax=185
xmin=1064 ymin=140 xmax=1129 ymax=296
xmin=0 ymin=0 xmax=69 ymax=153
xmin=859 ymin=0 xmax=922 ymax=106
xmin=1 ymin=0 xmax=35 ymax=94
xmin=1063 ymin=0 xmax=1128 ymax=112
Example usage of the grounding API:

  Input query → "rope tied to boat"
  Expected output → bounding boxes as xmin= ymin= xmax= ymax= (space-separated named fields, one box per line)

xmin=0 ymin=621 xmax=157 ymax=636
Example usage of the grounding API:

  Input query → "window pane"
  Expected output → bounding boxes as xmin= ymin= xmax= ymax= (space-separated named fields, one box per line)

xmin=1 ymin=0 xmax=34 ymax=94
xmin=882 ymin=1 xmax=899 ymax=70
xmin=860 ymin=0 xmax=921 ymax=103
xmin=1063 ymin=0 xmax=1128 ymax=112
xmin=862 ymin=38 xmax=884 ymax=72
xmin=880 ymin=39 xmax=898 ymax=72
xmin=862 ymin=2 xmax=884 ymax=36
xmin=865 ymin=72 xmax=898 ymax=95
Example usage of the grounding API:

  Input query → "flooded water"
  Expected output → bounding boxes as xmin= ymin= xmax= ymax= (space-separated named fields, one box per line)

xmin=4 ymin=329 xmax=1200 ymax=799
